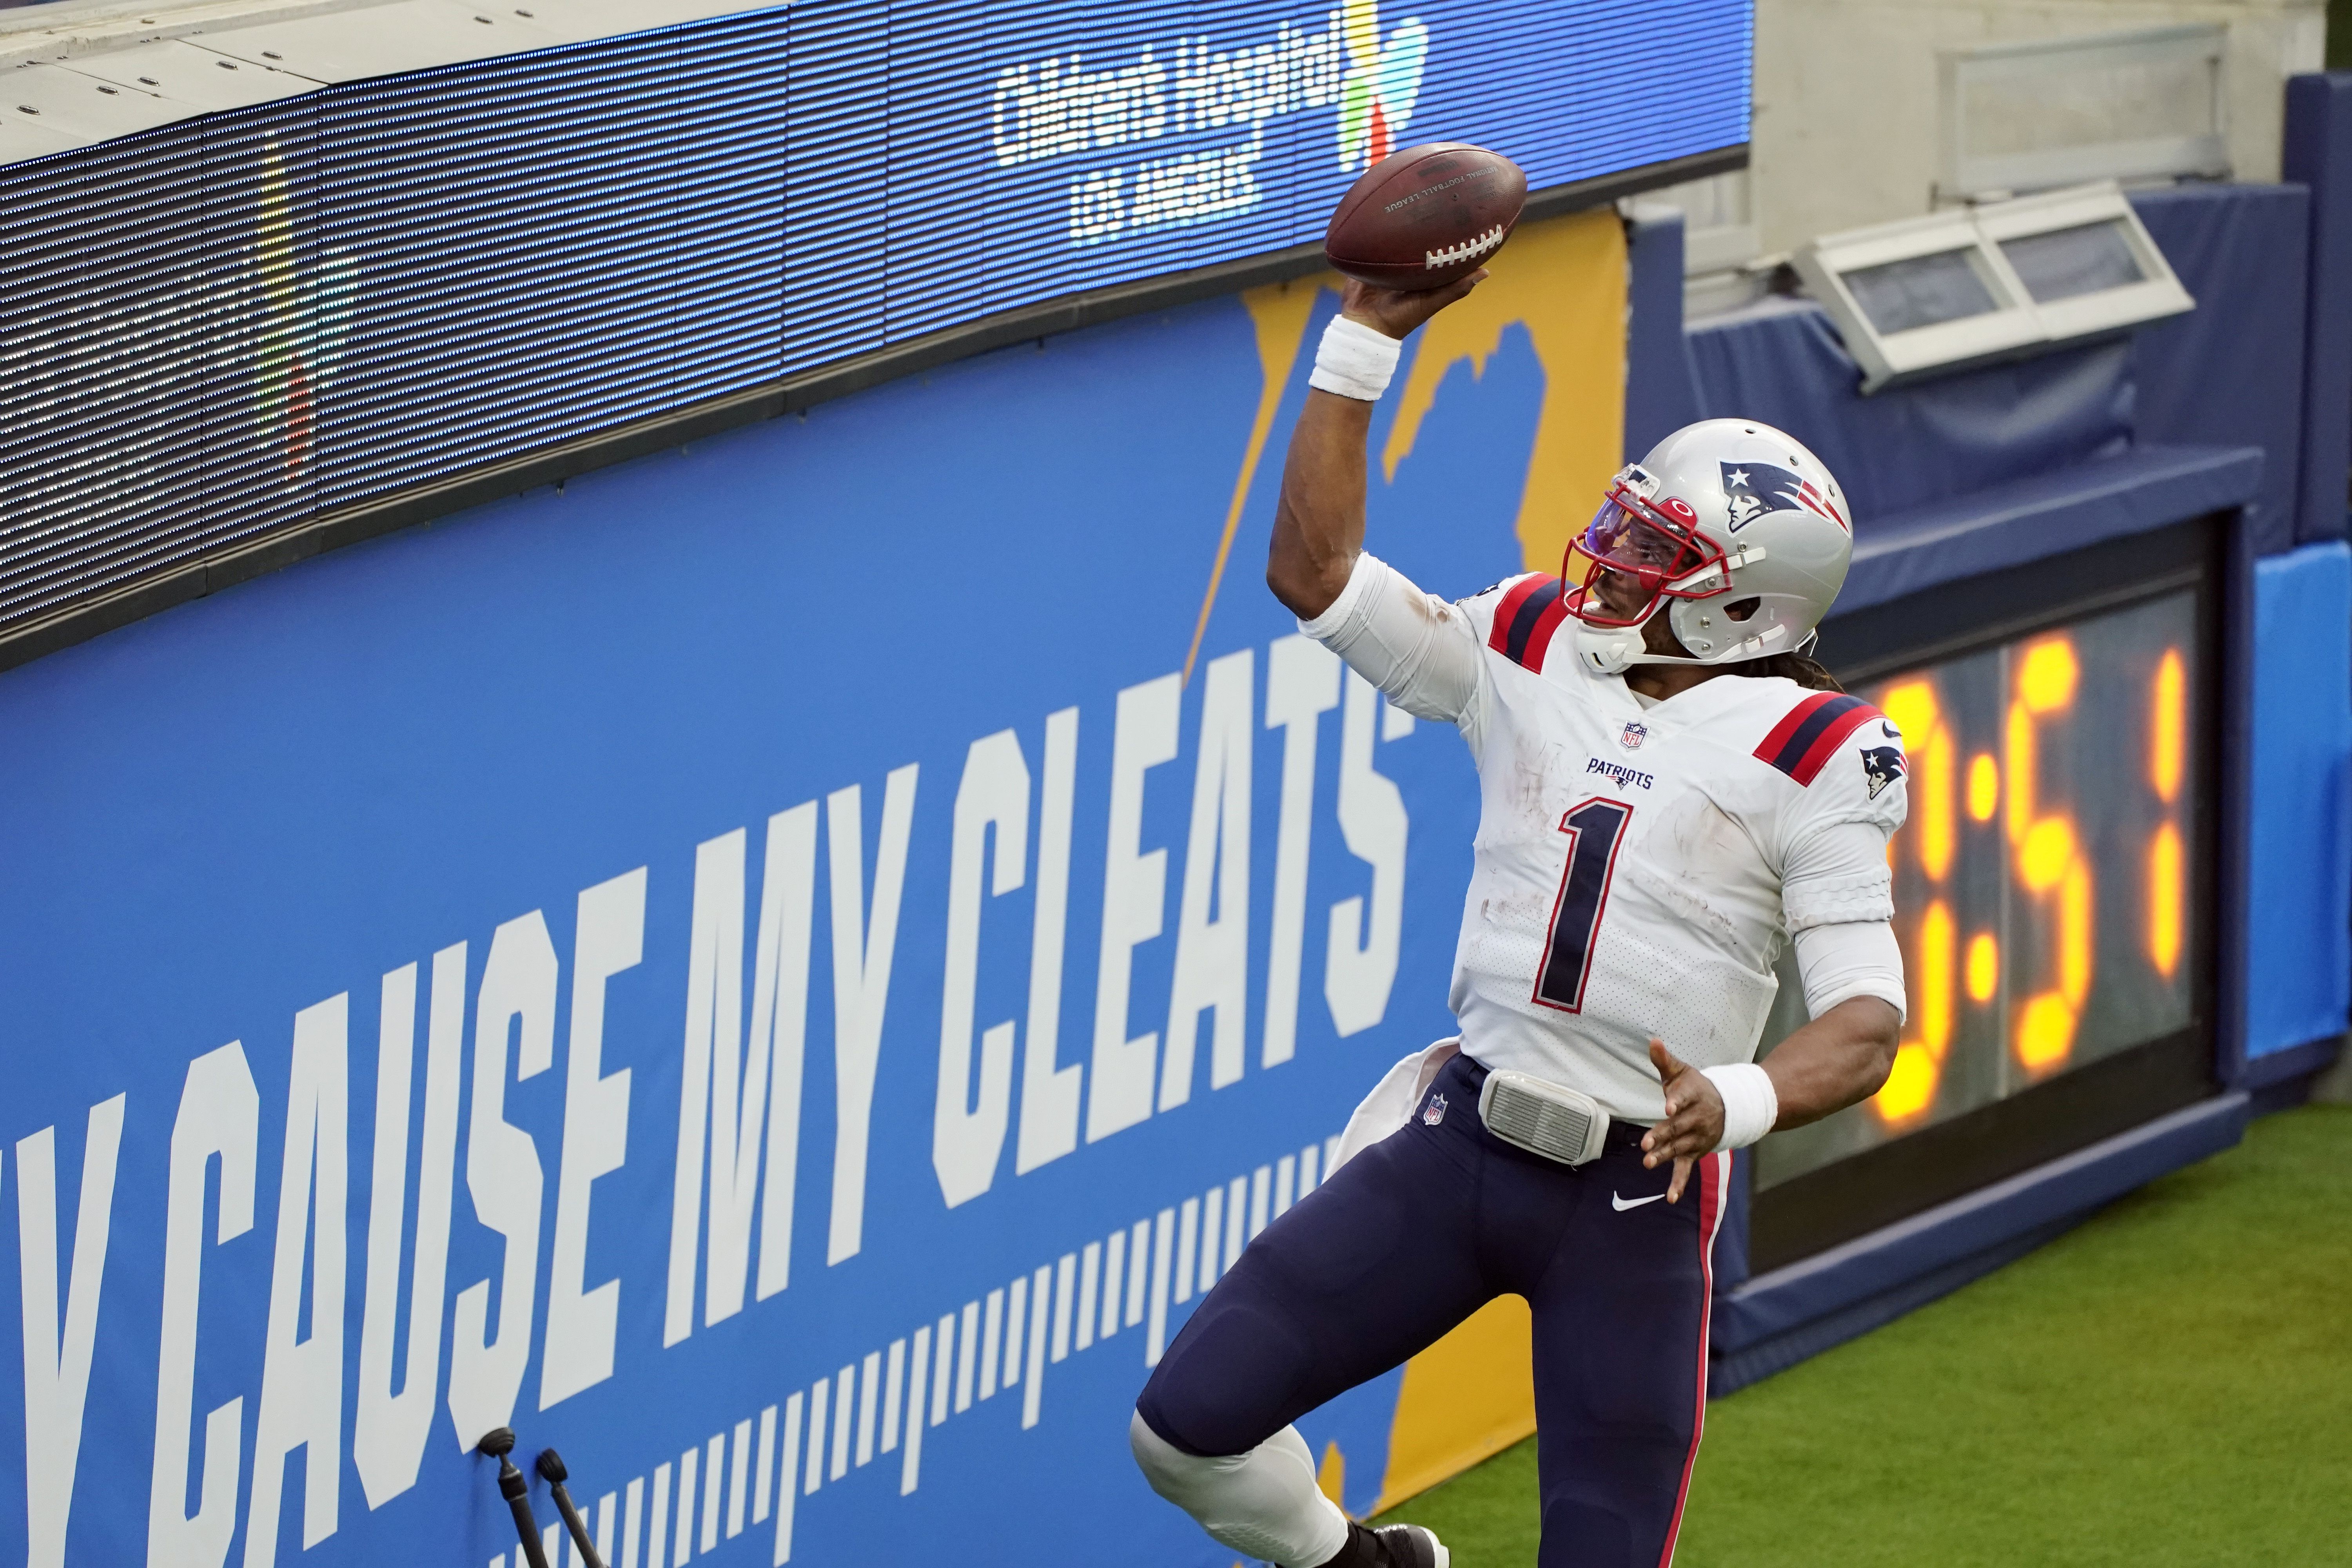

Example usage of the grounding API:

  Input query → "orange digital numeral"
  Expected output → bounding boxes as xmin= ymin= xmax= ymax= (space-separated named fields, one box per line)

xmin=2147 ymin=648 xmax=2186 ymax=978
xmin=2008 ymin=637 xmax=2091 ymax=1074
xmin=1873 ymin=679 xmax=1953 ymax=1125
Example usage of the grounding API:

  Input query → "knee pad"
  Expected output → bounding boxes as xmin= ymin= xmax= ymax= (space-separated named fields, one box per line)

xmin=1129 ymin=1412 xmax=1347 ymax=1566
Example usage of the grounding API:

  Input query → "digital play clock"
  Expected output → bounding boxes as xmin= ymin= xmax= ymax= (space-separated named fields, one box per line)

xmin=1749 ymin=522 xmax=2218 ymax=1268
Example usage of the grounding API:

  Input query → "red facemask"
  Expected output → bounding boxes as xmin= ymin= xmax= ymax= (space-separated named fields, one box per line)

xmin=1561 ymin=476 xmax=1729 ymax=630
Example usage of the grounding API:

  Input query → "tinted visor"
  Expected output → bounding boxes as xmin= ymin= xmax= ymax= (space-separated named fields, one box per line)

xmin=1564 ymin=497 xmax=1715 ymax=628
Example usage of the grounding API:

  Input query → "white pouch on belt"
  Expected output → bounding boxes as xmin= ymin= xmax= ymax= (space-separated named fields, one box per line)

xmin=1476 ymin=1069 xmax=1610 ymax=1166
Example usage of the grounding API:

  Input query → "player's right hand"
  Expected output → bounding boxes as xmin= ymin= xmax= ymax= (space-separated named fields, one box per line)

xmin=1340 ymin=270 xmax=1488 ymax=341
xmin=1642 ymin=1038 xmax=1725 ymax=1203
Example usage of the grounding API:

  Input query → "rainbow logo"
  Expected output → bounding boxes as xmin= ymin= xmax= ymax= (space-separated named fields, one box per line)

xmin=1336 ymin=0 xmax=1429 ymax=170
xmin=253 ymin=141 xmax=354 ymax=480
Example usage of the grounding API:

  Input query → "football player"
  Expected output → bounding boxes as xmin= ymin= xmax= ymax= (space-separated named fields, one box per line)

xmin=1129 ymin=272 xmax=1909 ymax=1568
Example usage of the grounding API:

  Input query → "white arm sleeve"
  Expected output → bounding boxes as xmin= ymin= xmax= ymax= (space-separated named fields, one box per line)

xmin=1792 ymin=920 xmax=1907 ymax=1021
xmin=1297 ymin=550 xmax=1484 ymax=728
xmin=1781 ymin=819 xmax=1896 ymax=930
xmin=1782 ymin=816 xmax=1905 ymax=1018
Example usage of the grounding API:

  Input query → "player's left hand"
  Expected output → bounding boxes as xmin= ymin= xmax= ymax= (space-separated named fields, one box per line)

xmin=1641 ymin=1039 xmax=1724 ymax=1203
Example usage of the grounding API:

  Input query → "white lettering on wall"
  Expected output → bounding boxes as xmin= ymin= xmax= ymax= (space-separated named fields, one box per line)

xmin=355 ymin=948 xmax=463 ymax=1508
xmin=670 ymin=829 xmax=755 ymax=1345
xmin=1015 ymin=708 xmax=1083 ymax=1174
xmin=827 ymin=766 xmax=919 ymax=1264
xmin=1087 ymin=673 xmax=1181 ymax=1142
xmin=667 ymin=806 xmax=821 ymax=1345
xmin=447 ymin=911 xmax=557 ymax=1448
xmin=1261 ymin=636 xmax=1342 ymax=1066
xmin=933 ymin=731 xmax=1031 ymax=1207
xmin=148 ymin=1042 xmax=258 ymax=1568
xmin=1161 ymin=648 xmax=1254 ymax=1109
xmin=18 ymin=1093 xmax=126 ymax=1568
xmin=245 ymin=995 xmax=350 ymax=1566
xmin=541 ymin=867 xmax=645 ymax=1407
xmin=1326 ymin=670 xmax=1410 ymax=1035
xmin=753 ymin=808 xmax=819 ymax=1301
xmin=992 ymin=21 xmax=1344 ymax=169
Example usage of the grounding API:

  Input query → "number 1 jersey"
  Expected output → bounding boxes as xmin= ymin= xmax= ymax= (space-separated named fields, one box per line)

xmin=1303 ymin=557 xmax=1910 ymax=1123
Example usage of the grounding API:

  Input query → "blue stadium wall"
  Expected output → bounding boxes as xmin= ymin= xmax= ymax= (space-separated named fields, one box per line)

xmin=0 ymin=211 xmax=1628 ymax=1566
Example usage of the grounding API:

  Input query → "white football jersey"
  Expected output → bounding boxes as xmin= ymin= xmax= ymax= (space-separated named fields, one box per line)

xmin=1305 ymin=557 xmax=1909 ymax=1122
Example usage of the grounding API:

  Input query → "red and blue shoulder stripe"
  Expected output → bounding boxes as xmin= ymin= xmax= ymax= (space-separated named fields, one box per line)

xmin=1753 ymin=691 xmax=1882 ymax=785
xmin=1487 ymin=574 xmax=1570 ymax=673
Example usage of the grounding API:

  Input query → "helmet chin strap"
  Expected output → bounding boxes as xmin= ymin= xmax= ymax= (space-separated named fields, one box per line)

xmin=1572 ymin=603 xmax=1708 ymax=675
xmin=1573 ymin=600 xmax=1806 ymax=676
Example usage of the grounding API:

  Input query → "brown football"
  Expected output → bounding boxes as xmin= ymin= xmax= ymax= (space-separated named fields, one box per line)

xmin=1324 ymin=142 xmax=1528 ymax=290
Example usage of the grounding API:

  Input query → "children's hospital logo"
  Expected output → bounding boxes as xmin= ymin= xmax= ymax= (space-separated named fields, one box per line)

xmin=1337 ymin=0 xmax=1428 ymax=169
xmin=997 ymin=5 xmax=1434 ymax=244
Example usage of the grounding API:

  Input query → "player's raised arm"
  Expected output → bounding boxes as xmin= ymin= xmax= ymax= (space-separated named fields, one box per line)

xmin=1265 ymin=274 xmax=1485 ymax=619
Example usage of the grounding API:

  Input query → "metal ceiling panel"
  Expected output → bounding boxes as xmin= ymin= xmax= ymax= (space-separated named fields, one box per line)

xmin=1 ymin=60 xmax=205 ymax=142
xmin=54 ymin=38 xmax=325 ymax=111
xmin=190 ymin=0 xmax=574 ymax=82
xmin=0 ymin=98 xmax=88 ymax=164
xmin=493 ymin=0 xmax=772 ymax=48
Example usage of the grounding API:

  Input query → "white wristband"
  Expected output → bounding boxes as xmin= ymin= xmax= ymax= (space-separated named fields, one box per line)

xmin=1308 ymin=314 xmax=1403 ymax=402
xmin=1701 ymin=1063 xmax=1779 ymax=1151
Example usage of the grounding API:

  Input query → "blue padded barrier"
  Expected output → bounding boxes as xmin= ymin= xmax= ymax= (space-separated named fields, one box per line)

xmin=2285 ymin=74 xmax=2352 ymax=544
xmin=2243 ymin=541 xmax=2352 ymax=1073
xmin=1622 ymin=211 xmax=1705 ymax=462
xmin=1829 ymin=443 xmax=2263 ymax=617
xmin=2128 ymin=184 xmax=2310 ymax=557
xmin=1680 ymin=184 xmax=2308 ymax=559
xmin=1713 ymin=1093 xmax=2249 ymax=1394
xmin=1684 ymin=297 xmax=2132 ymax=524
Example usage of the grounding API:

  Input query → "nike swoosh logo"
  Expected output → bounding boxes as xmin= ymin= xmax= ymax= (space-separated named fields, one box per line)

xmin=1612 ymin=1192 xmax=1666 ymax=1212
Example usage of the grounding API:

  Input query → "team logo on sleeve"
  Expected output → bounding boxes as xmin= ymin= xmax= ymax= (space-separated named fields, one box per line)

xmin=1619 ymin=721 xmax=1648 ymax=750
xmin=1721 ymin=461 xmax=1850 ymax=533
xmin=1861 ymin=745 xmax=1906 ymax=799
xmin=1422 ymin=1093 xmax=1448 ymax=1126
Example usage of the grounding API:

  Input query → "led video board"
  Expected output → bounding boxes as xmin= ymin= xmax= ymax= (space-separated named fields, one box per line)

xmin=0 ymin=0 xmax=1750 ymax=659
xmin=1740 ymin=519 xmax=2220 ymax=1267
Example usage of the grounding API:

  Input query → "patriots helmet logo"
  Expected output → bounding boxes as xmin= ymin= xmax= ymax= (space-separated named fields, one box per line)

xmin=1721 ymin=461 xmax=1849 ymax=534
xmin=1860 ymin=746 xmax=1906 ymax=800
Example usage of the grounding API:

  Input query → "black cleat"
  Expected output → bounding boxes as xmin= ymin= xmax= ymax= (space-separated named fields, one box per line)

xmin=1334 ymin=1520 xmax=1450 ymax=1568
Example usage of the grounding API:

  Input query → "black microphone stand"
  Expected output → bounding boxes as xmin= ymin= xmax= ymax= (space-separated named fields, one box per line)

xmin=537 ymin=1448 xmax=610 ymax=1568
xmin=475 ymin=1427 xmax=552 ymax=1568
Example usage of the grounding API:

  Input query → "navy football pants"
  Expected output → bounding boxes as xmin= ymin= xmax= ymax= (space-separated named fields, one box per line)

xmin=1137 ymin=1054 xmax=1730 ymax=1568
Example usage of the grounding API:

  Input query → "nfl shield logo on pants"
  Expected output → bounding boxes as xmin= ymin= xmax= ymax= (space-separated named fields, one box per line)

xmin=1620 ymin=721 xmax=1648 ymax=750
xmin=1423 ymin=1093 xmax=1447 ymax=1126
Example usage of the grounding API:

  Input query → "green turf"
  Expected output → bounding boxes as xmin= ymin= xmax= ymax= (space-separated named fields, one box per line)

xmin=1374 ymin=1105 xmax=2352 ymax=1566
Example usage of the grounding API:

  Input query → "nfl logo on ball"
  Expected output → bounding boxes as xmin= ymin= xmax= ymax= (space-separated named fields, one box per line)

xmin=1620 ymin=721 xmax=1648 ymax=750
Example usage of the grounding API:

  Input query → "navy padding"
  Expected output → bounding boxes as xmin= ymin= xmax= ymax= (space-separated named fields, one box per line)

xmin=1826 ymin=443 xmax=2263 ymax=619
xmin=1684 ymin=298 xmax=2132 ymax=523
xmin=1623 ymin=212 xmax=1705 ymax=462
xmin=2129 ymin=183 xmax=2310 ymax=557
xmin=2284 ymin=74 xmax=2352 ymax=544
xmin=1679 ymin=184 xmax=2305 ymax=559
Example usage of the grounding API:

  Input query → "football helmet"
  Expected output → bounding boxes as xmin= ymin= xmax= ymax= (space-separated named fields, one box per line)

xmin=1564 ymin=419 xmax=1853 ymax=675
